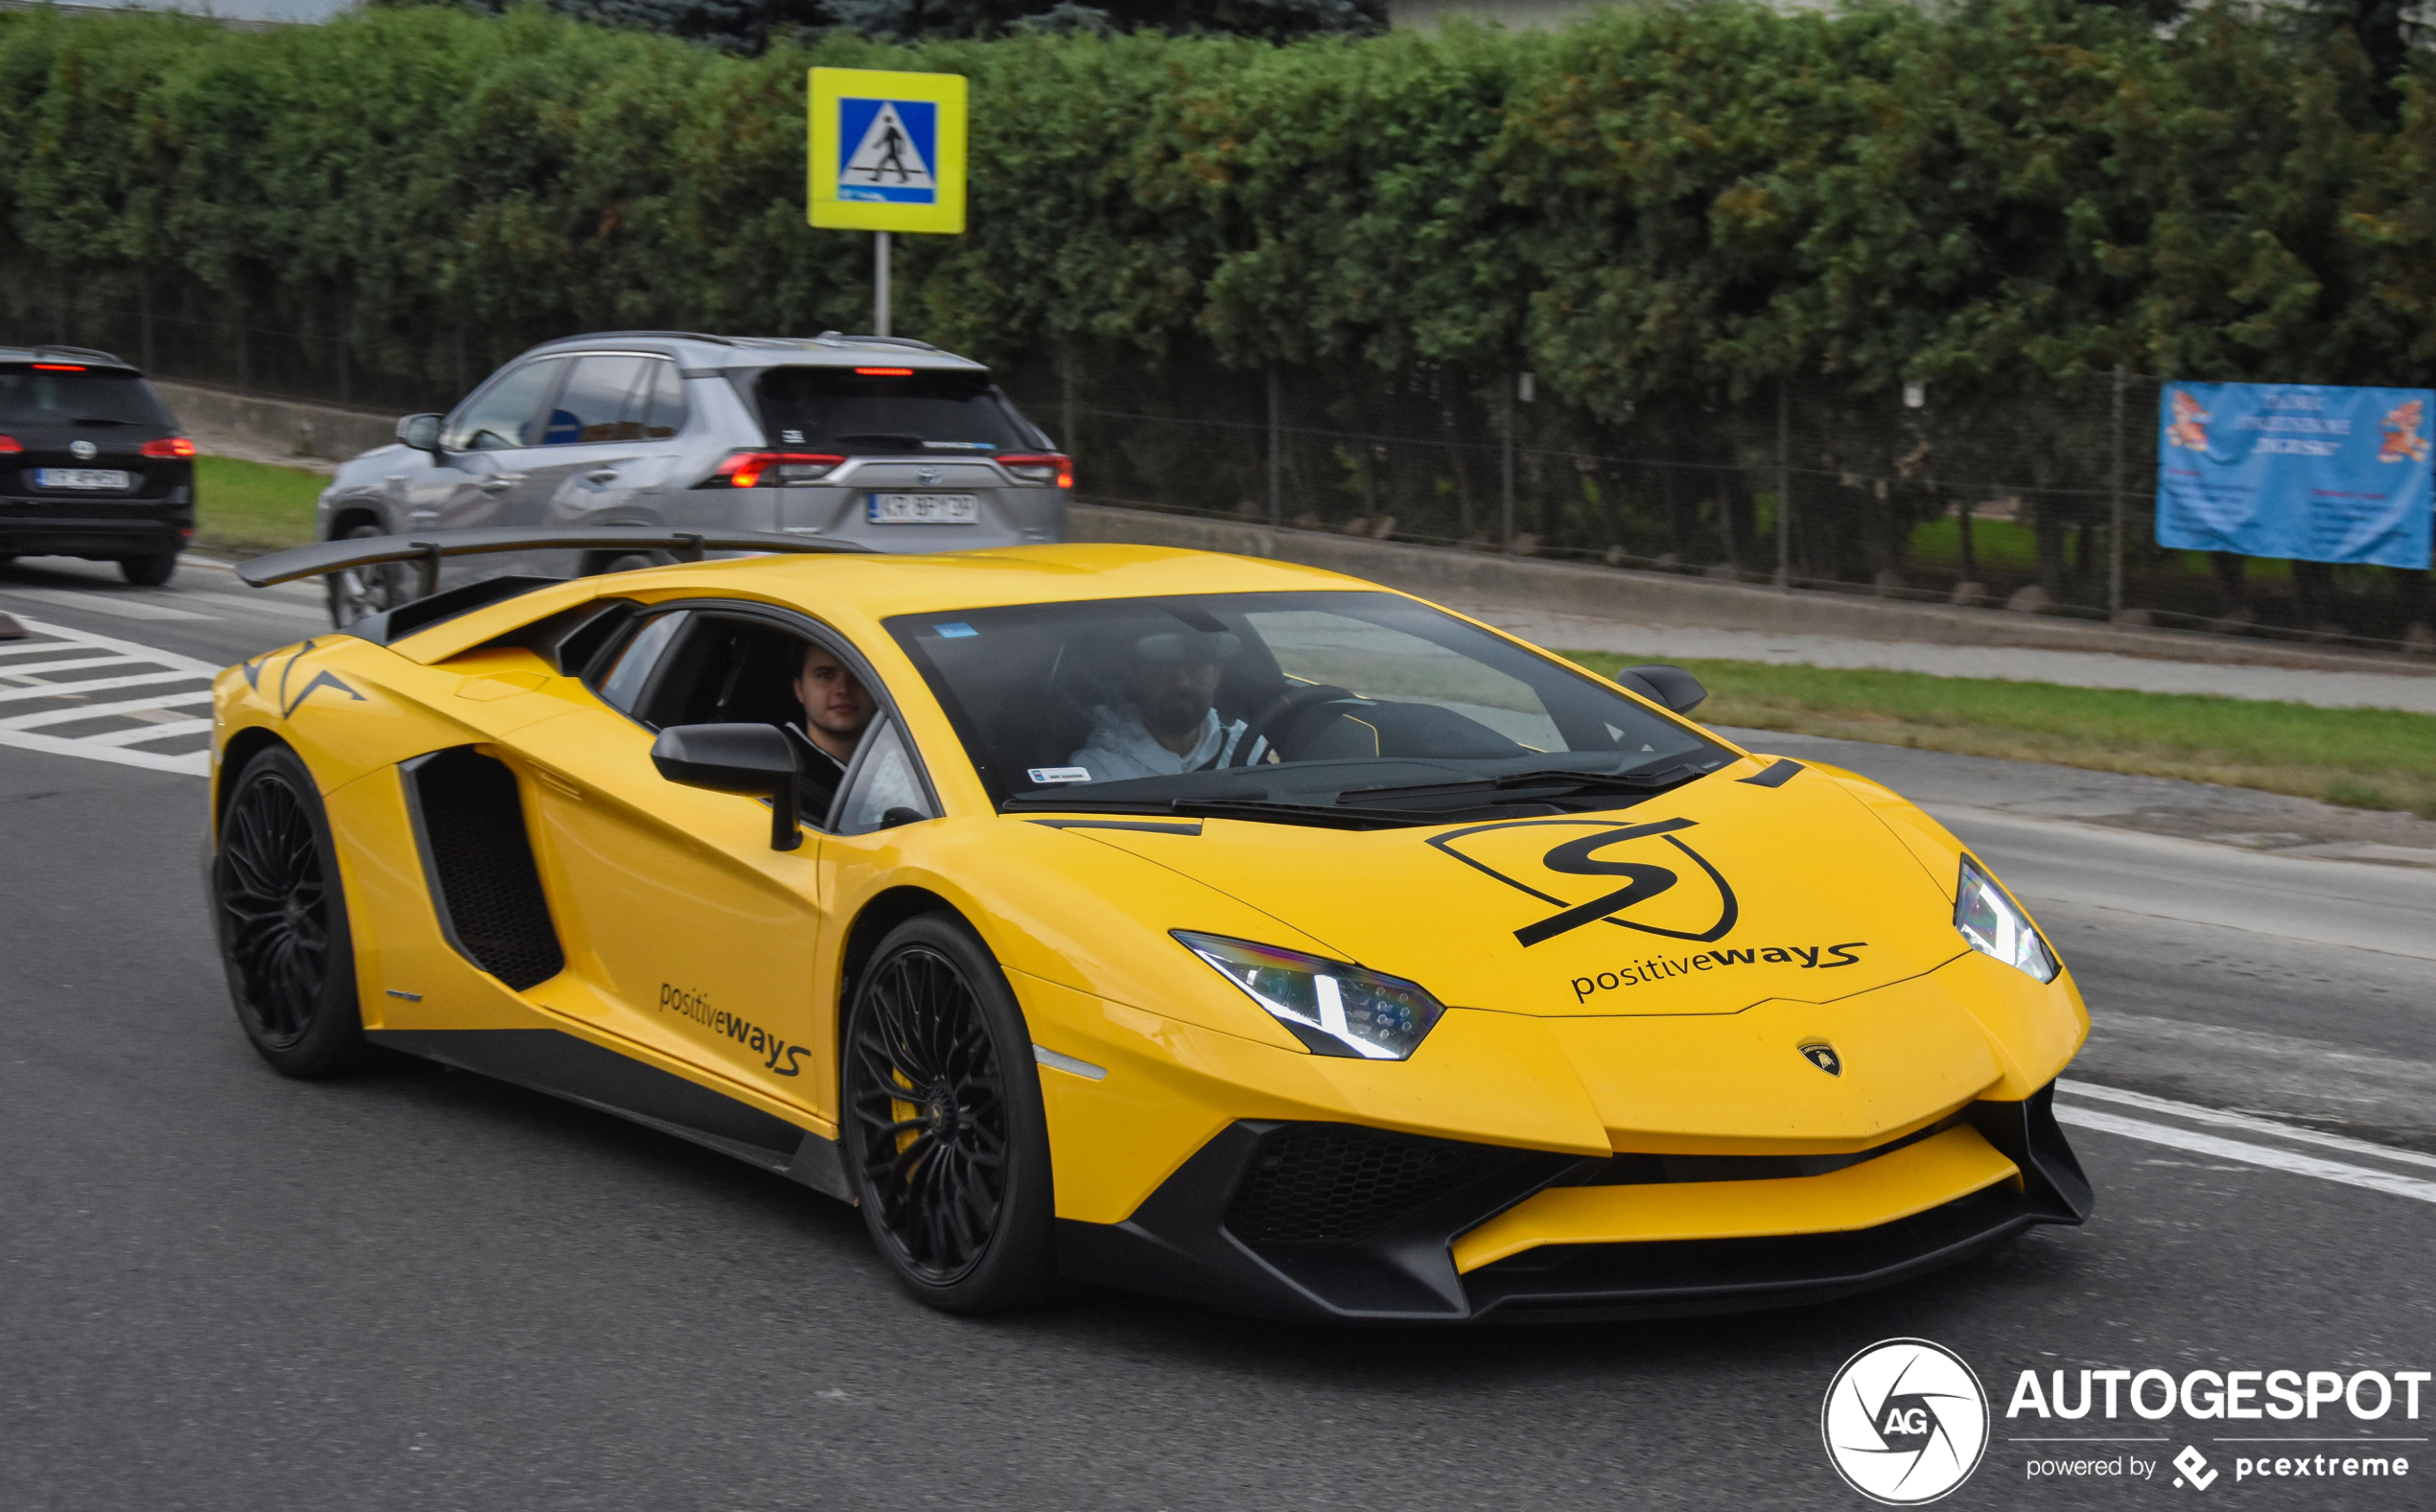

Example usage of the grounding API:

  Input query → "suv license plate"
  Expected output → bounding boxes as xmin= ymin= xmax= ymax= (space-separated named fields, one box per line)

xmin=868 ymin=492 xmax=979 ymax=524
xmin=35 ymin=468 xmax=132 ymax=491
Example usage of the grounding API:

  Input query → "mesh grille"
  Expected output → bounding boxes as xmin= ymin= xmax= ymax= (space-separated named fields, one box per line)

xmin=410 ymin=748 xmax=565 ymax=991
xmin=1226 ymin=1125 xmax=1505 ymax=1246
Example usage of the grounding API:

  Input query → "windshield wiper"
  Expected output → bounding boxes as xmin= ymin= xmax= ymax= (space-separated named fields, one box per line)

xmin=1005 ymin=789 xmax=1505 ymax=829
xmin=1166 ymin=797 xmax=1469 ymax=830
xmin=1335 ymin=760 xmax=1715 ymax=807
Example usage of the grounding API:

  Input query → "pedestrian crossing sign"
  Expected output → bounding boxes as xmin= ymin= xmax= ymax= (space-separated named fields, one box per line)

xmin=808 ymin=68 xmax=967 ymax=234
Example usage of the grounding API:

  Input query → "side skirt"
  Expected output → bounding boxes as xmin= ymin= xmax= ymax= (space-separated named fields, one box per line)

xmin=368 ymin=1028 xmax=852 ymax=1203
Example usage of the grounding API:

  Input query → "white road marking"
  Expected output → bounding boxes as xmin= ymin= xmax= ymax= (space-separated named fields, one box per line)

xmin=0 ymin=640 xmax=110 ymax=660
xmin=0 ymin=668 xmax=202 ymax=705
xmin=0 ymin=725 xmax=209 ymax=774
xmin=0 ymin=689 xmax=215 ymax=731
xmin=82 ymin=718 xmax=215 ymax=747
xmin=0 ymin=587 xmax=215 ymax=621
xmin=0 ymin=617 xmax=218 ymax=674
xmin=2054 ymin=1105 xmax=2436 ymax=1206
xmin=0 ymin=616 xmax=217 ymax=776
xmin=0 ymin=653 xmax=139 ymax=680
xmin=2059 ymin=1079 xmax=2436 ymax=1174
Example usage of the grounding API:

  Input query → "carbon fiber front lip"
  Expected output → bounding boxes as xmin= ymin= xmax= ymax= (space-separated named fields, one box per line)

xmin=1054 ymin=1086 xmax=2093 ymax=1324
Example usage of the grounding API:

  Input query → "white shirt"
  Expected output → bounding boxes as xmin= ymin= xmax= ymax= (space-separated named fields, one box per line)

xmin=1070 ymin=704 xmax=1249 ymax=782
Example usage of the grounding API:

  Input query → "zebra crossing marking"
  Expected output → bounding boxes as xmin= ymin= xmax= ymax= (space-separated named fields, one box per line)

xmin=0 ymin=616 xmax=220 ymax=776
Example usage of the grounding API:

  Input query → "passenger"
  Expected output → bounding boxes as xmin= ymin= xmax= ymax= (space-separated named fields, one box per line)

xmin=785 ymin=640 xmax=877 ymax=816
xmin=1069 ymin=627 xmax=1252 ymax=781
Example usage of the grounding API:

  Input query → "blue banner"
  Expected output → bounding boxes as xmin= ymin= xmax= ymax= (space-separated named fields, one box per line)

xmin=2155 ymin=383 xmax=2434 ymax=569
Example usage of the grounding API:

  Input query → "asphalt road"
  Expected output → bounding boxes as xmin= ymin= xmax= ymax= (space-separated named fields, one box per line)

xmin=3 ymin=554 xmax=2430 ymax=1511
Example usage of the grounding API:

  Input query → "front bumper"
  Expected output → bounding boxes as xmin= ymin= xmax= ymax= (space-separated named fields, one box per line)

xmin=1056 ymin=1082 xmax=2093 ymax=1323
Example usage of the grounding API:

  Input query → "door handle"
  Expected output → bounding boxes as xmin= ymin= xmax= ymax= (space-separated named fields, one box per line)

xmin=585 ymin=470 xmax=620 ymax=484
xmin=478 ymin=477 xmax=518 ymax=493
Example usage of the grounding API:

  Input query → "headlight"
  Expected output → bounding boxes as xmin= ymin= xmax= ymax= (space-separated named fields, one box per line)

xmin=1955 ymin=856 xmax=2057 ymax=983
xmin=1173 ymin=931 xmax=1444 ymax=1060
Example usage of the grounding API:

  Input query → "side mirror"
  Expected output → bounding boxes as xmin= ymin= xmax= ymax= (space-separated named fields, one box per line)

xmin=1615 ymin=663 xmax=1708 ymax=715
xmin=396 ymin=413 xmax=443 ymax=454
xmin=650 ymin=723 xmax=804 ymax=851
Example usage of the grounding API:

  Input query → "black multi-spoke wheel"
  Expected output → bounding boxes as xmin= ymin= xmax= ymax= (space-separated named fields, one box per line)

xmin=213 ymin=744 xmax=369 ymax=1077
xmin=843 ymin=914 xmax=1055 ymax=1313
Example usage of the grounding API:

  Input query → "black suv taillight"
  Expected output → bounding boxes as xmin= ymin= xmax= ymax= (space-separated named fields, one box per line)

xmin=706 ymin=450 xmax=845 ymax=488
xmin=997 ymin=453 xmax=1071 ymax=488
xmin=140 ymin=437 xmax=197 ymax=458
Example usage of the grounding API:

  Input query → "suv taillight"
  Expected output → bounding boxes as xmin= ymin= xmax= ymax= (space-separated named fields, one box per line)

xmin=0 ymin=435 xmax=20 ymax=454
xmin=140 ymin=437 xmax=197 ymax=458
xmin=710 ymin=451 xmax=845 ymax=488
xmin=998 ymin=454 xmax=1072 ymax=488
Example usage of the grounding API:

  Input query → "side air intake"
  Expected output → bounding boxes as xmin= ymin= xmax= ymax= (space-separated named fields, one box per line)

xmin=402 ymin=747 xmax=566 ymax=990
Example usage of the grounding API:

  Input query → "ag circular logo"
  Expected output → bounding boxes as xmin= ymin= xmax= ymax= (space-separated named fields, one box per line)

xmin=1821 ymin=1338 xmax=1990 ymax=1504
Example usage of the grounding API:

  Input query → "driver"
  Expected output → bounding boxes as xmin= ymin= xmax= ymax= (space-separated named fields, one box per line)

xmin=784 ymin=639 xmax=877 ymax=815
xmin=1068 ymin=627 xmax=1253 ymax=781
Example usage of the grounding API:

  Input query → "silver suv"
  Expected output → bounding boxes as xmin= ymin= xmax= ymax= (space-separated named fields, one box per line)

xmin=315 ymin=331 xmax=1068 ymax=626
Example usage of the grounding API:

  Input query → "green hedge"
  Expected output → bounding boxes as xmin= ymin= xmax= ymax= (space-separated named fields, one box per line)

xmin=3 ymin=1 xmax=2433 ymax=410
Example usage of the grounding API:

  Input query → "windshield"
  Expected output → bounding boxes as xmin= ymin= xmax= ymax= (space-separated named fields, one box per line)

xmin=753 ymin=366 xmax=1042 ymax=455
xmin=890 ymin=592 xmax=1732 ymax=826
xmin=0 ymin=365 xmax=170 ymax=429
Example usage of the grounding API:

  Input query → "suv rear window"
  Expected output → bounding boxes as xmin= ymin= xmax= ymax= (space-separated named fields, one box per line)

xmin=753 ymin=366 xmax=1042 ymax=455
xmin=0 ymin=364 xmax=170 ymax=430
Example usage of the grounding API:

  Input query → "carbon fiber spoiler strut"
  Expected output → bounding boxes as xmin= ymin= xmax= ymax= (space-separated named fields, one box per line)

xmin=234 ymin=527 xmax=875 ymax=597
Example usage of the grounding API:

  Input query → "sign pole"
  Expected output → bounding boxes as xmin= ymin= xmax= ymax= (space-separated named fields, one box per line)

xmin=2109 ymin=362 xmax=2126 ymax=616
xmin=875 ymin=230 xmax=892 ymax=338
xmin=808 ymin=66 xmax=968 ymax=337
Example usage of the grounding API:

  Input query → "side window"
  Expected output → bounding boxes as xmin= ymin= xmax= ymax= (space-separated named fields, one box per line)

xmin=594 ymin=611 xmax=689 ymax=717
xmin=835 ymin=717 xmax=937 ymax=836
xmin=638 ymin=360 xmax=688 ymax=439
xmin=543 ymin=354 xmax=652 ymax=446
xmin=442 ymin=358 xmax=565 ymax=452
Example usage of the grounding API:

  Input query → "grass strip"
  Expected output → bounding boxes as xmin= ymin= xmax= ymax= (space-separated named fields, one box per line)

xmin=195 ymin=455 xmax=324 ymax=554
xmin=1559 ymin=650 xmax=2436 ymax=819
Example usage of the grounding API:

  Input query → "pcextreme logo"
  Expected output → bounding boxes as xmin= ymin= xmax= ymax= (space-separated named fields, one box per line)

xmin=1822 ymin=1338 xmax=1991 ymax=1504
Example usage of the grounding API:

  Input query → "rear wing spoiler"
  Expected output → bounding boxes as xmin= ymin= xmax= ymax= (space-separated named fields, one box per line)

xmin=235 ymin=527 xmax=873 ymax=596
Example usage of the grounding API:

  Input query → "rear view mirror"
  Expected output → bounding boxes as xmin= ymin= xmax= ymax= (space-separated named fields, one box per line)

xmin=396 ymin=412 xmax=443 ymax=454
xmin=1614 ymin=663 xmax=1708 ymax=715
xmin=650 ymin=723 xmax=804 ymax=850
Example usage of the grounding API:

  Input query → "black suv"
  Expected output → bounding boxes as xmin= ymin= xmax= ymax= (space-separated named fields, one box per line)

xmin=0 ymin=345 xmax=197 ymax=586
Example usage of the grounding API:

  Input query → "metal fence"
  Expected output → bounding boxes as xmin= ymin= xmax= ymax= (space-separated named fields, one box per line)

xmin=995 ymin=342 xmax=2432 ymax=652
xmin=24 ymin=293 xmax=2432 ymax=650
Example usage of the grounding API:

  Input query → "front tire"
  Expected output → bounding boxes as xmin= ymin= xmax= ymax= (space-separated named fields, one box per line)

xmin=842 ymin=913 xmax=1057 ymax=1314
xmin=120 ymin=551 xmax=177 ymax=587
xmin=212 ymin=744 xmax=371 ymax=1077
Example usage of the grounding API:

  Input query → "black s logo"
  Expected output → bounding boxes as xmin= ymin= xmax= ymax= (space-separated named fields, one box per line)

xmin=1430 ymin=816 xmax=1740 ymax=948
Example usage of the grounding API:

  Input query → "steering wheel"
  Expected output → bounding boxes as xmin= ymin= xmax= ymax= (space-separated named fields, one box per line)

xmin=1231 ymin=684 xmax=1355 ymax=766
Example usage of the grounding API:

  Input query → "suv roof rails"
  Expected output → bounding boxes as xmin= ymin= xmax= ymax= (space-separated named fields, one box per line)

xmin=537 ymin=331 xmax=737 ymax=348
xmin=812 ymin=332 xmax=944 ymax=352
xmin=13 ymin=344 xmax=129 ymax=367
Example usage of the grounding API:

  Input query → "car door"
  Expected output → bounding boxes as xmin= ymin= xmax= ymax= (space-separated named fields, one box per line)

xmin=408 ymin=356 xmax=570 ymax=588
xmin=509 ymin=605 xmax=833 ymax=1121
xmin=520 ymin=353 xmax=700 ymax=573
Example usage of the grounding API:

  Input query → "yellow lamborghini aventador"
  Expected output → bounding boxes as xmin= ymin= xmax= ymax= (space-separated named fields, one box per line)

xmin=209 ymin=528 xmax=2092 ymax=1321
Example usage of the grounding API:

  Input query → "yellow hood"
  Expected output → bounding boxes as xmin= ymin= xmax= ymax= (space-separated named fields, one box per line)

xmin=1080 ymin=762 xmax=1966 ymax=1019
